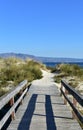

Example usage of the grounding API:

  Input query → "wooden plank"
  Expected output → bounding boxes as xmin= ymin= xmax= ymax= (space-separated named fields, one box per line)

xmin=0 ymin=80 xmax=27 ymax=109
xmin=0 ymin=88 xmax=27 ymax=129
xmin=61 ymin=88 xmax=83 ymax=123
xmin=61 ymin=80 xmax=83 ymax=106
xmin=6 ymin=75 xmax=82 ymax=130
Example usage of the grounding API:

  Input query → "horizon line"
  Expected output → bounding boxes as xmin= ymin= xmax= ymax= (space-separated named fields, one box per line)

xmin=0 ymin=52 xmax=83 ymax=59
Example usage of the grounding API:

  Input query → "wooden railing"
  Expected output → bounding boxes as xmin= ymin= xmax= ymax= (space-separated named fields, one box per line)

xmin=61 ymin=80 xmax=83 ymax=124
xmin=0 ymin=80 xmax=29 ymax=130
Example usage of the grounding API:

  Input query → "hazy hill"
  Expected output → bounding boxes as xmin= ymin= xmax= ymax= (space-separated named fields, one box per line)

xmin=0 ymin=53 xmax=83 ymax=63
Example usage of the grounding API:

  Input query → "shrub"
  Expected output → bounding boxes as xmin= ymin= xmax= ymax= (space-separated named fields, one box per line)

xmin=0 ymin=58 xmax=43 ymax=96
xmin=53 ymin=63 xmax=83 ymax=84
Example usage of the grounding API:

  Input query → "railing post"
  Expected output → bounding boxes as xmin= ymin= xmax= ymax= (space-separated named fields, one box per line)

xmin=60 ymin=82 xmax=63 ymax=96
xmin=72 ymin=97 xmax=77 ymax=119
xmin=60 ymin=80 xmax=83 ymax=123
xmin=10 ymin=97 xmax=15 ymax=120
xmin=64 ymin=89 xmax=68 ymax=105
xmin=25 ymin=84 xmax=28 ymax=95
xmin=19 ymin=90 xmax=23 ymax=105
xmin=60 ymin=82 xmax=68 ymax=105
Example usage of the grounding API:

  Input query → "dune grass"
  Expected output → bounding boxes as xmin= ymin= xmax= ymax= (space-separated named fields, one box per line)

xmin=49 ymin=63 xmax=83 ymax=128
xmin=0 ymin=57 xmax=45 ymax=96
xmin=50 ymin=63 xmax=83 ymax=85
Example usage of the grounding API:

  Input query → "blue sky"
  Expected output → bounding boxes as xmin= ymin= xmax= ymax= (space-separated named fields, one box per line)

xmin=0 ymin=0 xmax=83 ymax=58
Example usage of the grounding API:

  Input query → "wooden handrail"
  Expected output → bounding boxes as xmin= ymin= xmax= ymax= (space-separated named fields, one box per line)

xmin=0 ymin=80 xmax=29 ymax=130
xmin=0 ymin=80 xmax=27 ymax=109
xmin=61 ymin=80 xmax=83 ymax=106
xmin=61 ymin=79 xmax=83 ymax=123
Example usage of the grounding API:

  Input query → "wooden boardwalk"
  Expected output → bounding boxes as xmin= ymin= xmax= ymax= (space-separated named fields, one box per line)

xmin=7 ymin=71 xmax=82 ymax=130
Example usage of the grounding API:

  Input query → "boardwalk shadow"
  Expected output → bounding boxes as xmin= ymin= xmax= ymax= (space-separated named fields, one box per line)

xmin=18 ymin=94 xmax=37 ymax=130
xmin=45 ymin=95 xmax=57 ymax=130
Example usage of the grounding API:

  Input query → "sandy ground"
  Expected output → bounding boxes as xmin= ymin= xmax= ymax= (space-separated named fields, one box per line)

xmin=32 ymin=69 xmax=83 ymax=95
xmin=32 ymin=69 xmax=56 ymax=87
xmin=42 ymin=69 xmax=61 ymax=88
xmin=32 ymin=69 xmax=61 ymax=93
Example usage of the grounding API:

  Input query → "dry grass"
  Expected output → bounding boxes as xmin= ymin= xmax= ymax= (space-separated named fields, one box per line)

xmin=0 ymin=58 xmax=45 ymax=96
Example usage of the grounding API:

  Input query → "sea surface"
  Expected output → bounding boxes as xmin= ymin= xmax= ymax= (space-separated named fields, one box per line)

xmin=43 ymin=62 xmax=83 ymax=68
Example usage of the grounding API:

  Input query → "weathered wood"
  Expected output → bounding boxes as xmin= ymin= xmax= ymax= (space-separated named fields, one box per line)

xmin=61 ymin=80 xmax=83 ymax=106
xmin=0 ymin=75 xmax=82 ymax=130
xmin=72 ymin=97 xmax=77 ymax=119
xmin=10 ymin=97 xmax=15 ymax=120
xmin=0 ymin=88 xmax=27 ymax=129
xmin=0 ymin=80 xmax=27 ymax=110
xmin=7 ymin=77 xmax=82 ymax=130
xmin=61 ymin=80 xmax=83 ymax=123
xmin=0 ymin=80 xmax=28 ymax=130
xmin=64 ymin=89 xmax=69 ymax=105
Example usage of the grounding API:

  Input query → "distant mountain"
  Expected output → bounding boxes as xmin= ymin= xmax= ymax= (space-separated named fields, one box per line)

xmin=0 ymin=53 xmax=36 ymax=59
xmin=0 ymin=53 xmax=83 ymax=63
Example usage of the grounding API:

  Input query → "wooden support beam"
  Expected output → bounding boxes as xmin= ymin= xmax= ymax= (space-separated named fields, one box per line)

xmin=72 ymin=97 xmax=77 ymax=119
xmin=10 ymin=97 xmax=15 ymax=120
xmin=64 ymin=89 xmax=68 ymax=105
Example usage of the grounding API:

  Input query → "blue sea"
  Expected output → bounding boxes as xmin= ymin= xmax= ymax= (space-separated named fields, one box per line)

xmin=43 ymin=62 xmax=83 ymax=68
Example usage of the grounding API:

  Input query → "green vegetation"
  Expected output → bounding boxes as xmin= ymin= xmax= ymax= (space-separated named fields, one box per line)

xmin=49 ymin=63 xmax=83 ymax=95
xmin=0 ymin=57 xmax=45 ymax=96
xmin=50 ymin=63 xmax=83 ymax=85
xmin=59 ymin=64 xmax=83 ymax=77
xmin=46 ymin=66 xmax=57 ymax=73
xmin=50 ymin=63 xmax=83 ymax=128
